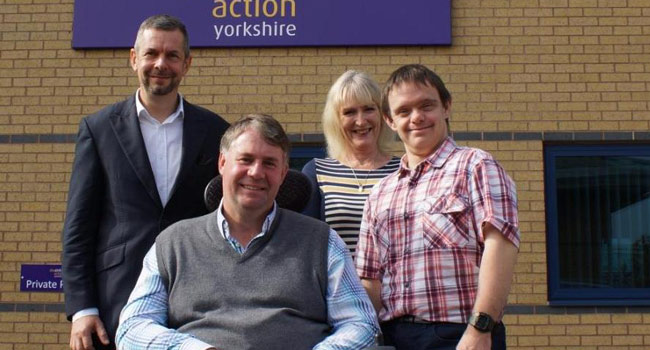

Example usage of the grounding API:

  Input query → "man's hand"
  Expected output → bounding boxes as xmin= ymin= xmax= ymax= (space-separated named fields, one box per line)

xmin=456 ymin=325 xmax=491 ymax=350
xmin=69 ymin=315 xmax=110 ymax=350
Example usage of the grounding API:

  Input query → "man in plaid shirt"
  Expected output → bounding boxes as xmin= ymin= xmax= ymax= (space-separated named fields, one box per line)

xmin=356 ymin=64 xmax=520 ymax=350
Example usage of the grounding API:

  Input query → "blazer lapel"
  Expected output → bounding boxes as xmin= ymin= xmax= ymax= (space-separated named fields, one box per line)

xmin=169 ymin=100 xmax=209 ymax=198
xmin=109 ymin=96 xmax=163 ymax=208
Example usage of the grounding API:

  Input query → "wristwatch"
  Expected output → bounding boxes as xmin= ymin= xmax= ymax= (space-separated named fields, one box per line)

xmin=468 ymin=312 xmax=496 ymax=333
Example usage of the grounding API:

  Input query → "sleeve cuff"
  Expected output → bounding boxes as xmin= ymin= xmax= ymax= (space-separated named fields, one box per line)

xmin=482 ymin=217 xmax=520 ymax=248
xmin=72 ymin=308 xmax=99 ymax=322
xmin=179 ymin=337 xmax=214 ymax=350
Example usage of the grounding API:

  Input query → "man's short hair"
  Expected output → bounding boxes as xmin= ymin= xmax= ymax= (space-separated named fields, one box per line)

xmin=134 ymin=14 xmax=190 ymax=58
xmin=220 ymin=114 xmax=291 ymax=164
xmin=381 ymin=64 xmax=452 ymax=118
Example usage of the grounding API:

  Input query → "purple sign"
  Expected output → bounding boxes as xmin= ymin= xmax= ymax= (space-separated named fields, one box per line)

xmin=20 ymin=264 xmax=63 ymax=292
xmin=72 ymin=0 xmax=451 ymax=48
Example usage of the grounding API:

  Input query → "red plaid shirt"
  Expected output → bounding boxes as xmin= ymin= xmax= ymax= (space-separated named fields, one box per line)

xmin=356 ymin=137 xmax=520 ymax=324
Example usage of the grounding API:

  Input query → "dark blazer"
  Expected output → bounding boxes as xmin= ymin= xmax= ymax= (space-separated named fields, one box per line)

xmin=61 ymin=95 xmax=229 ymax=346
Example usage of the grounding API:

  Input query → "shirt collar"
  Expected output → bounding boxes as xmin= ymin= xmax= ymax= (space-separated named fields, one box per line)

xmin=134 ymin=89 xmax=185 ymax=125
xmin=216 ymin=200 xmax=278 ymax=248
xmin=398 ymin=136 xmax=457 ymax=177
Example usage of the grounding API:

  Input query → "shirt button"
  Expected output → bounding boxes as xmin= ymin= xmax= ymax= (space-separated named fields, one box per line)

xmin=405 ymin=282 xmax=410 ymax=288
xmin=404 ymin=213 xmax=410 ymax=220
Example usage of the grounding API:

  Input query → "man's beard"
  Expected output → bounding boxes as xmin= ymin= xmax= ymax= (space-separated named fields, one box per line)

xmin=143 ymin=72 xmax=179 ymax=96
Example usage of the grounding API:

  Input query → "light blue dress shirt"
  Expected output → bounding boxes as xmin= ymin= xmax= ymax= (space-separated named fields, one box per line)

xmin=116 ymin=201 xmax=379 ymax=350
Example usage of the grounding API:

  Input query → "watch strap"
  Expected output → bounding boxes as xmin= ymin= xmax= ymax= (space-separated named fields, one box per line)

xmin=468 ymin=312 xmax=496 ymax=333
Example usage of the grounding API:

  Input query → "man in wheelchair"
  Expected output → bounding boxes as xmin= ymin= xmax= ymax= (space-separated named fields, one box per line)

xmin=116 ymin=114 xmax=380 ymax=350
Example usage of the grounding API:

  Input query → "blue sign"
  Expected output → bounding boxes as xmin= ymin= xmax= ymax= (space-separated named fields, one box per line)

xmin=20 ymin=264 xmax=63 ymax=292
xmin=72 ymin=0 xmax=451 ymax=48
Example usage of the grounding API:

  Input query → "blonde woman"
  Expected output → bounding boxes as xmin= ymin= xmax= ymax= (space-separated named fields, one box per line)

xmin=302 ymin=70 xmax=399 ymax=255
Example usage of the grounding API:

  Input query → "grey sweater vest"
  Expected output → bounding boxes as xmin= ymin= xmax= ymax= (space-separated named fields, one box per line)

xmin=155 ymin=208 xmax=331 ymax=350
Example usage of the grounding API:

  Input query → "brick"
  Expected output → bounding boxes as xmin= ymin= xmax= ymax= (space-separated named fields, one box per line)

xmin=550 ymin=335 xmax=581 ymax=346
xmin=598 ymin=324 xmax=628 ymax=335
xmin=582 ymin=335 xmax=613 ymax=345
xmin=612 ymin=335 xmax=643 ymax=345
xmin=629 ymin=324 xmax=650 ymax=334
xmin=611 ymin=314 xmax=643 ymax=324
xmin=518 ymin=335 xmax=550 ymax=346
xmin=28 ymin=333 xmax=59 ymax=343
xmin=536 ymin=325 xmax=566 ymax=335
xmin=0 ymin=332 xmax=28 ymax=343
xmin=518 ymin=315 xmax=550 ymax=325
xmin=14 ymin=323 xmax=43 ymax=332
xmin=581 ymin=314 xmax=612 ymax=324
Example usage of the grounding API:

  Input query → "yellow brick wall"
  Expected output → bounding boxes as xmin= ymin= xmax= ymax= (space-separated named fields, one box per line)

xmin=505 ymin=314 xmax=650 ymax=349
xmin=1 ymin=0 xmax=650 ymax=349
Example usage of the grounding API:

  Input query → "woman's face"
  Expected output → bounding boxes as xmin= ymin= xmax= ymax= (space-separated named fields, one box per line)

xmin=338 ymin=99 xmax=382 ymax=154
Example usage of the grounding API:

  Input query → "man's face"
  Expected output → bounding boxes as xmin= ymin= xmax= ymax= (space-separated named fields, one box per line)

xmin=385 ymin=81 xmax=451 ymax=166
xmin=218 ymin=129 xmax=288 ymax=218
xmin=130 ymin=28 xmax=190 ymax=98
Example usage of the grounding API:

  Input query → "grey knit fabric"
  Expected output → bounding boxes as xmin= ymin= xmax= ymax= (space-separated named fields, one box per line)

xmin=156 ymin=208 xmax=331 ymax=350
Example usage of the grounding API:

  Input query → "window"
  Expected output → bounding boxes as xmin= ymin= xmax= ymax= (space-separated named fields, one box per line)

xmin=544 ymin=144 xmax=650 ymax=305
xmin=289 ymin=145 xmax=325 ymax=170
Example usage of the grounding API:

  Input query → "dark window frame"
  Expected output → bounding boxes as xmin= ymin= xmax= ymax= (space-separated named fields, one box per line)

xmin=544 ymin=142 xmax=650 ymax=306
xmin=289 ymin=143 xmax=326 ymax=170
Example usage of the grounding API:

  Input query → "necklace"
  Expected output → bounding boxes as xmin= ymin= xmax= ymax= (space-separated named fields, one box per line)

xmin=350 ymin=167 xmax=371 ymax=193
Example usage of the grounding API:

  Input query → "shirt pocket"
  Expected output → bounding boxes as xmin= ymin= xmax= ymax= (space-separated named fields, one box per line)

xmin=420 ymin=193 xmax=470 ymax=249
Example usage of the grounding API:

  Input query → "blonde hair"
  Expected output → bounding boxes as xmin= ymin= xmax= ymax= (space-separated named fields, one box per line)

xmin=322 ymin=70 xmax=394 ymax=161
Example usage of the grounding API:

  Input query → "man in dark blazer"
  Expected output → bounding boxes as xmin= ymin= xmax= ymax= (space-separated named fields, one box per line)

xmin=61 ymin=14 xmax=229 ymax=350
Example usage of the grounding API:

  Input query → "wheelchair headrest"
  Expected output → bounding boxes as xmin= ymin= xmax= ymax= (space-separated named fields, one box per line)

xmin=204 ymin=169 xmax=312 ymax=213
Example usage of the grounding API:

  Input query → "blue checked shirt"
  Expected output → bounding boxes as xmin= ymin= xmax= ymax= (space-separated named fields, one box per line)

xmin=116 ymin=202 xmax=379 ymax=350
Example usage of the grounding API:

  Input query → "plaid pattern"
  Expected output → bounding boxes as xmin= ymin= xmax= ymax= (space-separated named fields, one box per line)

xmin=356 ymin=137 xmax=520 ymax=324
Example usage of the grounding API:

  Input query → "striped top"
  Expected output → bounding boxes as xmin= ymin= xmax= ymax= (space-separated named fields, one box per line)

xmin=302 ymin=157 xmax=401 ymax=254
